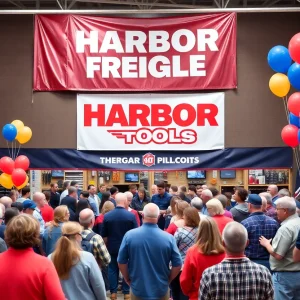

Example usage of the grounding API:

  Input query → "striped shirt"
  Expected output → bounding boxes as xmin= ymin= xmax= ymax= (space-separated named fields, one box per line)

xmin=199 ymin=258 xmax=273 ymax=300
xmin=174 ymin=226 xmax=198 ymax=262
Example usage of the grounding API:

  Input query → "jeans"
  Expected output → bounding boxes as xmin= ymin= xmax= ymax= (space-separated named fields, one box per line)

xmin=170 ymin=271 xmax=189 ymax=300
xmin=131 ymin=292 xmax=169 ymax=300
xmin=108 ymin=255 xmax=129 ymax=295
xmin=102 ymin=266 xmax=110 ymax=291
xmin=273 ymin=271 xmax=300 ymax=300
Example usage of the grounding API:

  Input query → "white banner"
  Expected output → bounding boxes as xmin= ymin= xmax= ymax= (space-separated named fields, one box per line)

xmin=77 ymin=93 xmax=224 ymax=151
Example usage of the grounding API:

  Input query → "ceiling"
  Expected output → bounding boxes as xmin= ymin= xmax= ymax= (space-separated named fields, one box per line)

xmin=0 ymin=0 xmax=299 ymax=10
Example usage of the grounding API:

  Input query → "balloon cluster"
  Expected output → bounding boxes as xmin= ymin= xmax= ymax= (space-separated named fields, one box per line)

xmin=2 ymin=120 xmax=32 ymax=144
xmin=0 ymin=120 xmax=32 ymax=189
xmin=268 ymin=34 xmax=300 ymax=148
xmin=0 ymin=156 xmax=29 ymax=189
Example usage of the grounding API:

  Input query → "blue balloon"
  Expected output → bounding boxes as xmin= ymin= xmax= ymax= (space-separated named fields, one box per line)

xmin=288 ymin=63 xmax=300 ymax=90
xmin=267 ymin=45 xmax=292 ymax=73
xmin=2 ymin=124 xmax=17 ymax=142
xmin=290 ymin=113 xmax=300 ymax=127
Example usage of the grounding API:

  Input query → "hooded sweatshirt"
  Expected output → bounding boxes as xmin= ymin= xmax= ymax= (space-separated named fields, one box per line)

xmin=230 ymin=203 xmax=249 ymax=223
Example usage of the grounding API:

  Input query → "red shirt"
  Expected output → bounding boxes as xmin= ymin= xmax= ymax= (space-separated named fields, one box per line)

xmin=40 ymin=204 xmax=54 ymax=222
xmin=0 ymin=247 xmax=65 ymax=300
xmin=165 ymin=222 xmax=178 ymax=235
xmin=180 ymin=245 xmax=225 ymax=300
xmin=128 ymin=208 xmax=140 ymax=226
xmin=213 ymin=215 xmax=233 ymax=234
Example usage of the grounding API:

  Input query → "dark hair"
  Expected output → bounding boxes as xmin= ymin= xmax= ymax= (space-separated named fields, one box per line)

xmin=76 ymin=199 xmax=90 ymax=215
xmin=180 ymin=186 xmax=187 ymax=193
xmin=209 ymin=187 xmax=219 ymax=197
xmin=224 ymin=192 xmax=232 ymax=201
xmin=110 ymin=186 xmax=118 ymax=195
xmin=87 ymin=185 xmax=94 ymax=190
xmin=236 ymin=187 xmax=248 ymax=202
xmin=4 ymin=208 xmax=19 ymax=224
xmin=129 ymin=184 xmax=137 ymax=190
xmin=63 ymin=181 xmax=70 ymax=190
xmin=11 ymin=202 xmax=23 ymax=212
xmin=157 ymin=181 xmax=165 ymax=189
xmin=21 ymin=187 xmax=30 ymax=196
xmin=99 ymin=192 xmax=111 ymax=212
xmin=50 ymin=183 xmax=57 ymax=188
xmin=43 ymin=191 xmax=51 ymax=202
xmin=170 ymin=185 xmax=178 ymax=192
xmin=183 ymin=207 xmax=200 ymax=227
xmin=80 ymin=191 xmax=89 ymax=198
xmin=70 ymin=181 xmax=78 ymax=187
xmin=179 ymin=192 xmax=186 ymax=201
xmin=188 ymin=185 xmax=197 ymax=193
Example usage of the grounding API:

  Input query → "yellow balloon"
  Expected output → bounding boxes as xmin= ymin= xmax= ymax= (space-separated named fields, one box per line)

xmin=0 ymin=173 xmax=13 ymax=189
xmin=16 ymin=126 xmax=32 ymax=144
xmin=11 ymin=120 xmax=24 ymax=131
xmin=16 ymin=175 xmax=29 ymax=190
xmin=269 ymin=73 xmax=290 ymax=97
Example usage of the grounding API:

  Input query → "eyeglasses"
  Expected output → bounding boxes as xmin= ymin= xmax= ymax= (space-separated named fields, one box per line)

xmin=76 ymin=233 xmax=82 ymax=237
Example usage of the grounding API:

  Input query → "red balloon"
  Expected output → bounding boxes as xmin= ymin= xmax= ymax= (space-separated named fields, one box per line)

xmin=288 ymin=92 xmax=300 ymax=116
xmin=11 ymin=168 xmax=27 ymax=187
xmin=15 ymin=155 xmax=30 ymax=171
xmin=289 ymin=33 xmax=300 ymax=64
xmin=0 ymin=156 xmax=15 ymax=175
xmin=281 ymin=124 xmax=299 ymax=148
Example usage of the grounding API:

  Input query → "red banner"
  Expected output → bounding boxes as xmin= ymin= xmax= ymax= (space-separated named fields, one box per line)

xmin=34 ymin=14 xmax=236 ymax=91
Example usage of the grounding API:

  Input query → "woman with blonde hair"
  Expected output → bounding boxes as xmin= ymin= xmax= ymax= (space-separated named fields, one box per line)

xmin=43 ymin=205 xmax=70 ymax=255
xmin=166 ymin=200 xmax=190 ymax=235
xmin=206 ymin=199 xmax=233 ymax=234
xmin=0 ymin=215 xmax=65 ymax=300
xmin=180 ymin=217 xmax=225 ymax=300
xmin=93 ymin=201 xmax=115 ymax=235
xmin=164 ymin=196 xmax=181 ymax=229
xmin=49 ymin=221 xmax=106 ymax=300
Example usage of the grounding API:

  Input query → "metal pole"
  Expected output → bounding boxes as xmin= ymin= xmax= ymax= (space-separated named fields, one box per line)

xmin=0 ymin=7 xmax=300 ymax=13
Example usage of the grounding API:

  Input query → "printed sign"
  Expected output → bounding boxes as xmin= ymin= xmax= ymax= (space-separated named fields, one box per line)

xmin=34 ymin=14 xmax=236 ymax=91
xmin=77 ymin=93 xmax=224 ymax=151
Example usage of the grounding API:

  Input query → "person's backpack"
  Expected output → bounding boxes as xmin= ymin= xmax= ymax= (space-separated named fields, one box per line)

xmin=81 ymin=231 xmax=96 ymax=254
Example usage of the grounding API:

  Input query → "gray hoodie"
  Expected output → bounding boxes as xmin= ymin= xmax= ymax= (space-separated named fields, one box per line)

xmin=230 ymin=203 xmax=249 ymax=223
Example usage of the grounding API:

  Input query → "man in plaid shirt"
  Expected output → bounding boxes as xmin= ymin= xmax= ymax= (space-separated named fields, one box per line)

xmin=199 ymin=222 xmax=273 ymax=300
xmin=241 ymin=194 xmax=279 ymax=270
xmin=80 ymin=208 xmax=111 ymax=289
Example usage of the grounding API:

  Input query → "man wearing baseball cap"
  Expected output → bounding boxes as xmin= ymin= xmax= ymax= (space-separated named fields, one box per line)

xmin=241 ymin=194 xmax=279 ymax=270
xmin=22 ymin=200 xmax=36 ymax=215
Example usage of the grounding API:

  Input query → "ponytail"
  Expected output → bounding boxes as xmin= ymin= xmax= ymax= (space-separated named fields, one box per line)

xmin=51 ymin=235 xmax=80 ymax=279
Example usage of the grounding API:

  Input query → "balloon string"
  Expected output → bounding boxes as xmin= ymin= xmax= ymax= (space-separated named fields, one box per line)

xmin=6 ymin=141 xmax=11 ymax=158
xmin=11 ymin=141 xmax=14 ymax=160
xmin=283 ymin=96 xmax=289 ymax=123
xmin=15 ymin=143 xmax=21 ymax=159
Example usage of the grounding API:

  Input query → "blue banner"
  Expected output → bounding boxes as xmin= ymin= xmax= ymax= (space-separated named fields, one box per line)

xmin=0 ymin=147 xmax=292 ymax=170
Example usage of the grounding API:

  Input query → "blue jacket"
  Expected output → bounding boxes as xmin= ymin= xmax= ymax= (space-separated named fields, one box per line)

xmin=43 ymin=223 xmax=63 ymax=255
xmin=101 ymin=207 xmax=138 ymax=256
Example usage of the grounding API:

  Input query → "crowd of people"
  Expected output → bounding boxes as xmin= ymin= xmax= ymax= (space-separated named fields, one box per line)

xmin=0 ymin=180 xmax=300 ymax=299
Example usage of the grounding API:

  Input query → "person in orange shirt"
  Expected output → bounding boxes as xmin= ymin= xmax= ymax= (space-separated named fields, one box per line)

xmin=180 ymin=217 xmax=225 ymax=300
xmin=206 ymin=199 xmax=233 ymax=234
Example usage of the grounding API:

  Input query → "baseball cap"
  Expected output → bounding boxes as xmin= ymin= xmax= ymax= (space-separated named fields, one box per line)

xmin=23 ymin=200 xmax=36 ymax=210
xmin=248 ymin=194 xmax=262 ymax=206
